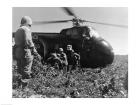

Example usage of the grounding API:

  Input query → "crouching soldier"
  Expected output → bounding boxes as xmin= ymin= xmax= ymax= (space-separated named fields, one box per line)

xmin=66 ymin=45 xmax=80 ymax=72
xmin=46 ymin=53 xmax=62 ymax=69
xmin=57 ymin=48 xmax=68 ymax=72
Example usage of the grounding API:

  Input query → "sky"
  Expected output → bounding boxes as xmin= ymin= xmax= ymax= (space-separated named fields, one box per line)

xmin=12 ymin=7 xmax=128 ymax=55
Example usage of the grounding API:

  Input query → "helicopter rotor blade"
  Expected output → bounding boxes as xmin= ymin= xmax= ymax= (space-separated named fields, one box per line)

xmin=82 ymin=20 xmax=128 ymax=28
xmin=33 ymin=20 xmax=72 ymax=25
xmin=62 ymin=7 xmax=77 ymax=18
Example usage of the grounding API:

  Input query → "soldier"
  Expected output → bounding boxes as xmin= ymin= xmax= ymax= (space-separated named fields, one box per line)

xmin=66 ymin=45 xmax=80 ymax=72
xmin=46 ymin=53 xmax=62 ymax=69
xmin=14 ymin=16 xmax=41 ymax=80
xmin=57 ymin=48 xmax=68 ymax=72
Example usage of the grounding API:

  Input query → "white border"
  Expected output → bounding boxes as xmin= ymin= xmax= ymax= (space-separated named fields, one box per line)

xmin=1 ymin=0 xmax=140 ymax=105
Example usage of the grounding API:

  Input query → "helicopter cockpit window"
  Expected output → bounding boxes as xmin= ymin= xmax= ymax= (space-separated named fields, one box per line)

xmin=66 ymin=28 xmax=78 ymax=36
xmin=66 ymin=28 xmax=81 ymax=39
xmin=88 ymin=27 xmax=100 ymax=39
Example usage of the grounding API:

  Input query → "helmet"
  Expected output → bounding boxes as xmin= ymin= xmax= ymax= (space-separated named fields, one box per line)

xmin=51 ymin=53 xmax=57 ymax=57
xmin=59 ymin=48 xmax=63 ymax=52
xmin=20 ymin=16 xmax=32 ymax=26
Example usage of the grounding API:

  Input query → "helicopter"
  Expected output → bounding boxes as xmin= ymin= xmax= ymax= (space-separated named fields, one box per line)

xmin=13 ymin=7 xmax=127 ymax=68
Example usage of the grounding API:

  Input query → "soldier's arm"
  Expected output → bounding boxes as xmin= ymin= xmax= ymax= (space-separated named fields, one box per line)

xmin=24 ymin=28 xmax=41 ymax=59
xmin=57 ymin=57 xmax=62 ymax=63
xmin=64 ymin=54 xmax=68 ymax=65
xmin=63 ymin=53 xmax=67 ymax=59
xmin=23 ymin=27 xmax=35 ymax=49
xmin=74 ymin=53 xmax=80 ymax=60
xmin=28 ymin=35 xmax=38 ymax=55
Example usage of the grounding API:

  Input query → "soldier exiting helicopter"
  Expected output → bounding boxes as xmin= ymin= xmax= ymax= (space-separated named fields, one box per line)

xmin=14 ymin=16 xmax=41 ymax=81
xmin=66 ymin=45 xmax=80 ymax=72
xmin=57 ymin=48 xmax=68 ymax=72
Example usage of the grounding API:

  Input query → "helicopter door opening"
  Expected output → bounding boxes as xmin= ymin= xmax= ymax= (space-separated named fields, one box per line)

xmin=34 ymin=40 xmax=44 ymax=58
xmin=32 ymin=36 xmax=46 ymax=59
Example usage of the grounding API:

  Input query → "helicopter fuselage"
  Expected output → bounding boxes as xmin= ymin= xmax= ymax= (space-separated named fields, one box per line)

xmin=59 ymin=26 xmax=114 ymax=68
xmin=12 ymin=26 xmax=114 ymax=68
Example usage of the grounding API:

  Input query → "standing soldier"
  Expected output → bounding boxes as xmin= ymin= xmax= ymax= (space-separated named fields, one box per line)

xmin=14 ymin=16 xmax=41 ymax=80
xmin=57 ymin=48 xmax=68 ymax=72
xmin=66 ymin=45 xmax=80 ymax=72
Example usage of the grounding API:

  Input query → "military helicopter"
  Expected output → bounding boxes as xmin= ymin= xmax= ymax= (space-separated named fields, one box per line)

xmin=28 ymin=7 xmax=127 ymax=68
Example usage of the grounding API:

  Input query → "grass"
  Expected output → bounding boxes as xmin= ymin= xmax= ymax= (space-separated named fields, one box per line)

xmin=12 ymin=55 xmax=128 ymax=98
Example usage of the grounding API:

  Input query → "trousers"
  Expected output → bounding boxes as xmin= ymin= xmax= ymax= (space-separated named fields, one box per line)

xmin=15 ymin=47 xmax=33 ymax=79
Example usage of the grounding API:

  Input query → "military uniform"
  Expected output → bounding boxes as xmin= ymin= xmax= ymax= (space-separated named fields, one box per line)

xmin=66 ymin=50 xmax=80 ymax=71
xmin=57 ymin=48 xmax=68 ymax=74
xmin=46 ymin=53 xmax=62 ymax=69
xmin=57 ymin=52 xmax=68 ymax=66
xmin=14 ymin=16 xmax=39 ymax=79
